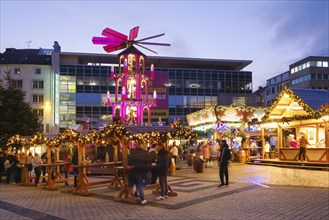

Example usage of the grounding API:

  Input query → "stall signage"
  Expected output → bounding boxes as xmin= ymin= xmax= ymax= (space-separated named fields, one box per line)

xmin=187 ymin=107 xmax=216 ymax=126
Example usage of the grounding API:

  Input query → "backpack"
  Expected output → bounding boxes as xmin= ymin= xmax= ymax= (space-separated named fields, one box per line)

xmin=4 ymin=160 xmax=12 ymax=170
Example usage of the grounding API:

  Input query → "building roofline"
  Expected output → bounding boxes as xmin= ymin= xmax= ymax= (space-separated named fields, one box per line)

xmin=289 ymin=56 xmax=329 ymax=68
xmin=57 ymin=51 xmax=252 ymax=71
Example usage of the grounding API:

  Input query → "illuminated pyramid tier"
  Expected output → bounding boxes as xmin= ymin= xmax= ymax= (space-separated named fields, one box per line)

xmin=112 ymin=46 xmax=154 ymax=126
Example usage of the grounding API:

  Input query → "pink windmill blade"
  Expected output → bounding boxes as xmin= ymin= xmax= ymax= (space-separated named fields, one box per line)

xmin=103 ymin=44 xmax=126 ymax=53
xmin=129 ymin=26 xmax=139 ymax=41
xmin=102 ymin=28 xmax=128 ymax=42
xmin=92 ymin=37 xmax=123 ymax=45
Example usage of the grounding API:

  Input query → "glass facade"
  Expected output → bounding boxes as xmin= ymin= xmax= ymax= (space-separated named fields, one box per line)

xmin=59 ymin=65 xmax=115 ymax=130
xmin=58 ymin=62 xmax=252 ymax=129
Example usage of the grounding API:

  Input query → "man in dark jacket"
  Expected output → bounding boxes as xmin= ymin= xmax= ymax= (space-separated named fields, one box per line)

xmin=129 ymin=143 xmax=151 ymax=205
xmin=7 ymin=152 xmax=19 ymax=184
xmin=72 ymin=149 xmax=79 ymax=188
xmin=155 ymin=143 xmax=169 ymax=200
xmin=149 ymin=144 xmax=158 ymax=184
xmin=218 ymin=140 xmax=231 ymax=187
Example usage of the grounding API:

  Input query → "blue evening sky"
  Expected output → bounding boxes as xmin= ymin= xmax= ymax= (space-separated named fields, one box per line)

xmin=1 ymin=0 xmax=328 ymax=90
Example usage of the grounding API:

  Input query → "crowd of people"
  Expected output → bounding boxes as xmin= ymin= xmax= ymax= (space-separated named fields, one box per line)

xmin=0 ymin=150 xmax=62 ymax=187
xmin=0 ymin=151 xmax=44 ymax=186
xmin=5 ymin=136 xmax=307 ymax=205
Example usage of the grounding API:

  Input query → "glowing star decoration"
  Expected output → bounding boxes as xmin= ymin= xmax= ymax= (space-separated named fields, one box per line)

xmin=153 ymin=90 xmax=157 ymax=106
xmin=150 ymin=64 xmax=154 ymax=80
xmin=107 ymin=91 xmax=111 ymax=106
xmin=110 ymin=65 xmax=114 ymax=80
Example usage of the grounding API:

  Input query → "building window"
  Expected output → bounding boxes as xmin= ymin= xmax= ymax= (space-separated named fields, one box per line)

xmin=13 ymin=80 xmax=23 ymax=89
xmin=233 ymin=97 xmax=247 ymax=105
xmin=14 ymin=68 xmax=21 ymax=74
xmin=32 ymin=94 xmax=44 ymax=103
xmin=35 ymin=68 xmax=41 ymax=74
xmin=323 ymin=61 xmax=328 ymax=67
xmin=32 ymin=80 xmax=44 ymax=89
xmin=33 ymin=109 xmax=44 ymax=117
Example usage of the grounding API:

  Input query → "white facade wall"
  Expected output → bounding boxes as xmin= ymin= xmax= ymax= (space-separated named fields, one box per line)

xmin=0 ymin=64 xmax=57 ymax=134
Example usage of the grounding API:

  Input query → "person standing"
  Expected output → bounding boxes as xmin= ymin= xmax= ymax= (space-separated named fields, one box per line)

xmin=217 ymin=140 xmax=231 ymax=188
xmin=149 ymin=144 xmax=158 ymax=184
xmin=41 ymin=152 xmax=47 ymax=183
xmin=31 ymin=153 xmax=43 ymax=186
xmin=298 ymin=133 xmax=310 ymax=162
xmin=169 ymin=141 xmax=178 ymax=165
xmin=155 ymin=143 xmax=169 ymax=200
xmin=6 ymin=152 xmax=19 ymax=184
xmin=63 ymin=154 xmax=72 ymax=186
xmin=202 ymin=142 xmax=211 ymax=167
xmin=129 ymin=142 xmax=151 ymax=205
xmin=0 ymin=152 xmax=6 ymax=182
xmin=264 ymin=141 xmax=271 ymax=159
xmin=26 ymin=152 xmax=33 ymax=179
xmin=72 ymin=149 xmax=79 ymax=188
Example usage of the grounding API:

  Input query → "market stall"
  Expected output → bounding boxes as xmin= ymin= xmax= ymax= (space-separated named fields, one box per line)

xmin=261 ymin=87 xmax=329 ymax=162
xmin=186 ymin=104 xmax=268 ymax=162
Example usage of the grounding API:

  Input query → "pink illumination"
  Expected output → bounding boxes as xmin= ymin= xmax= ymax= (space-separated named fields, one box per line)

xmin=153 ymin=90 xmax=157 ymax=106
xmin=150 ymin=64 xmax=154 ymax=80
xmin=110 ymin=65 xmax=114 ymax=79
xmin=107 ymin=91 xmax=111 ymax=106
xmin=124 ymin=59 xmax=128 ymax=72
xmin=92 ymin=26 xmax=170 ymax=54
xmin=122 ymin=86 xmax=126 ymax=101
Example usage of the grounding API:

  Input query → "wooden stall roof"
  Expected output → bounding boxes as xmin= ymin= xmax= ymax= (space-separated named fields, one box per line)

xmin=186 ymin=105 xmax=267 ymax=127
xmin=261 ymin=87 xmax=328 ymax=123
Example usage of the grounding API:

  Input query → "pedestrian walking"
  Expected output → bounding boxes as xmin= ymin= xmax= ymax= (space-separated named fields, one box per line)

xmin=217 ymin=140 xmax=231 ymax=188
xmin=129 ymin=142 xmax=151 ymax=205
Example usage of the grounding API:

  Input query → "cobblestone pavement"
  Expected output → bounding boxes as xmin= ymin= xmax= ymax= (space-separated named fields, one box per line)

xmin=1 ymin=162 xmax=328 ymax=220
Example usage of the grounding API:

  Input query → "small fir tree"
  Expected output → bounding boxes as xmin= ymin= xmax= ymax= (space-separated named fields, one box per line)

xmin=0 ymin=70 xmax=42 ymax=151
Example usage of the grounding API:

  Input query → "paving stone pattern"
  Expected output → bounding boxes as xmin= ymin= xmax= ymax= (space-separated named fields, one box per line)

xmin=1 ymin=162 xmax=328 ymax=220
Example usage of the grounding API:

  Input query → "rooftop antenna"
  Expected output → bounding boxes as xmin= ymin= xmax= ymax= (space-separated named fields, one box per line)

xmin=25 ymin=41 xmax=32 ymax=48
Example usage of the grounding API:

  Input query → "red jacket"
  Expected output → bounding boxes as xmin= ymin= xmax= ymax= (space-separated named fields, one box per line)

xmin=63 ymin=156 xmax=73 ymax=173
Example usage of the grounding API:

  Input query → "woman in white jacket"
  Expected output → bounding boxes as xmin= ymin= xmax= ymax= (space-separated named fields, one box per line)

xmin=31 ymin=153 xmax=43 ymax=186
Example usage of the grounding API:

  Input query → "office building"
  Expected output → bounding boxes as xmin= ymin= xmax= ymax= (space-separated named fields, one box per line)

xmin=254 ymin=56 xmax=329 ymax=107
xmin=1 ymin=42 xmax=254 ymax=132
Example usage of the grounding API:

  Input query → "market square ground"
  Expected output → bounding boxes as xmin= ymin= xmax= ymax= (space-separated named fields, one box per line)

xmin=1 ymin=162 xmax=328 ymax=220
